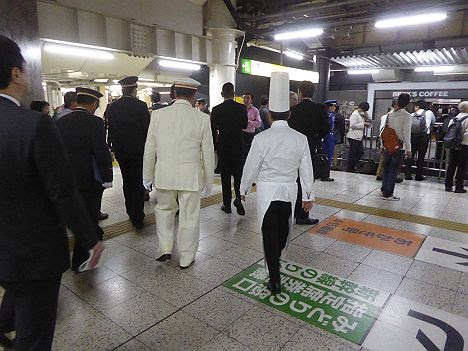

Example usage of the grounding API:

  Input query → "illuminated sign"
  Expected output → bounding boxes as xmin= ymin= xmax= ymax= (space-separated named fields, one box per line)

xmin=240 ymin=58 xmax=319 ymax=83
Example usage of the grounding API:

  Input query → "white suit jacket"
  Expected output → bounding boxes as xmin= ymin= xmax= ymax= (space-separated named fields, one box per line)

xmin=143 ymin=99 xmax=215 ymax=191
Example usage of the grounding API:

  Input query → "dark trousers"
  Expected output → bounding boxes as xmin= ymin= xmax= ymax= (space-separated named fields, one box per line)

xmin=0 ymin=276 xmax=61 ymax=351
xmin=405 ymin=134 xmax=429 ymax=177
xmin=295 ymin=178 xmax=308 ymax=220
xmin=445 ymin=145 xmax=468 ymax=190
xmin=382 ymin=150 xmax=405 ymax=197
xmin=262 ymin=201 xmax=291 ymax=285
xmin=72 ymin=187 xmax=102 ymax=270
xmin=221 ymin=172 xmax=241 ymax=207
xmin=242 ymin=131 xmax=254 ymax=161
xmin=347 ymin=138 xmax=364 ymax=172
xmin=322 ymin=133 xmax=335 ymax=168
xmin=118 ymin=157 xmax=145 ymax=225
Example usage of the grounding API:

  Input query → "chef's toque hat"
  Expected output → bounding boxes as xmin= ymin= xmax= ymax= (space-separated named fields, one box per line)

xmin=269 ymin=71 xmax=290 ymax=113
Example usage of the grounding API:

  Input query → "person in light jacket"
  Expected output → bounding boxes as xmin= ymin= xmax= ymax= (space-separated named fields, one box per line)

xmin=346 ymin=102 xmax=371 ymax=172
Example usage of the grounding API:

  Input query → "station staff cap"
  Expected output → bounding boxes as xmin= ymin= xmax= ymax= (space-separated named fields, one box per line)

xmin=173 ymin=78 xmax=201 ymax=91
xmin=269 ymin=71 xmax=290 ymax=113
xmin=76 ymin=87 xmax=103 ymax=100
xmin=118 ymin=76 xmax=138 ymax=87
xmin=324 ymin=99 xmax=337 ymax=105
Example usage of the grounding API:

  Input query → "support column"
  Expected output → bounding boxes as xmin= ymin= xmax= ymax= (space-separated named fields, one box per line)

xmin=0 ymin=0 xmax=43 ymax=106
xmin=316 ymin=56 xmax=330 ymax=103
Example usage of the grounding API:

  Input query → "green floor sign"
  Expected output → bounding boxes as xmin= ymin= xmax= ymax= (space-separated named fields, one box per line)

xmin=223 ymin=260 xmax=390 ymax=345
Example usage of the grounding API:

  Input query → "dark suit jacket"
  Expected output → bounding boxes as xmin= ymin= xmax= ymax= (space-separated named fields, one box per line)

xmin=105 ymin=96 xmax=150 ymax=160
xmin=56 ymin=108 xmax=113 ymax=193
xmin=288 ymin=99 xmax=330 ymax=151
xmin=0 ymin=97 xmax=98 ymax=282
xmin=211 ymin=99 xmax=248 ymax=160
xmin=334 ymin=112 xmax=346 ymax=145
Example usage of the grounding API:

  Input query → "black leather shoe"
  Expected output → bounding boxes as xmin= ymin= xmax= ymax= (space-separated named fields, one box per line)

xmin=405 ymin=175 xmax=413 ymax=180
xmin=455 ymin=188 xmax=467 ymax=193
xmin=376 ymin=176 xmax=382 ymax=181
xmin=445 ymin=187 xmax=452 ymax=192
xmin=415 ymin=175 xmax=425 ymax=181
xmin=180 ymin=260 xmax=195 ymax=269
xmin=395 ymin=178 xmax=404 ymax=183
xmin=0 ymin=334 xmax=14 ymax=349
xmin=320 ymin=177 xmax=334 ymax=182
xmin=233 ymin=198 xmax=245 ymax=216
xmin=296 ymin=218 xmax=320 ymax=225
xmin=156 ymin=254 xmax=168 ymax=262
xmin=267 ymin=281 xmax=281 ymax=295
xmin=98 ymin=212 xmax=109 ymax=221
xmin=134 ymin=222 xmax=144 ymax=230
xmin=221 ymin=205 xmax=232 ymax=214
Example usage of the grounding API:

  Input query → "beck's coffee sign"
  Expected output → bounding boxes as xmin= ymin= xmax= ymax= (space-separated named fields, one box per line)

xmin=375 ymin=89 xmax=468 ymax=99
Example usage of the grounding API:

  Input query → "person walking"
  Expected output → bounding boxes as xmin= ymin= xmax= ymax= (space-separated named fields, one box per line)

xmin=0 ymin=35 xmax=104 ymax=351
xmin=288 ymin=81 xmax=329 ymax=225
xmin=240 ymin=72 xmax=314 ymax=295
xmin=346 ymin=102 xmax=371 ymax=173
xmin=242 ymin=92 xmax=262 ymax=157
xmin=211 ymin=82 xmax=248 ymax=215
xmin=143 ymin=79 xmax=214 ymax=268
xmin=105 ymin=76 xmax=151 ymax=229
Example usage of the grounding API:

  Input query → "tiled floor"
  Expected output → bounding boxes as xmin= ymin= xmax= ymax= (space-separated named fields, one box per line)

xmin=1 ymin=170 xmax=467 ymax=350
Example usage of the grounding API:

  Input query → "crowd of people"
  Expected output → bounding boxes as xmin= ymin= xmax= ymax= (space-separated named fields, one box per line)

xmin=1 ymin=34 xmax=467 ymax=350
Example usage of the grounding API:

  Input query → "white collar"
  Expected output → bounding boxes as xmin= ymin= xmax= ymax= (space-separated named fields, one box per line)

xmin=0 ymin=93 xmax=20 ymax=106
xmin=271 ymin=120 xmax=289 ymax=128
xmin=173 ymin=99 xmax=193 ymax=106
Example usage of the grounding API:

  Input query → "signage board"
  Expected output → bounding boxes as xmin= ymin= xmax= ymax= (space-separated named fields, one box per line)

xmin=240 ymin=58 xmax=319 ymax=83
xmin=375 ymin=89 xmax=468 ymax=99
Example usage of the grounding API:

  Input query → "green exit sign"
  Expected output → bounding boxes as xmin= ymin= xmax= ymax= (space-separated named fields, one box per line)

xmin=241 ymin=59 xmax=252 ymax=74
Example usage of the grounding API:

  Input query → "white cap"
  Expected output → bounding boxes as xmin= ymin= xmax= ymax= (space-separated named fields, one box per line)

xmin=173 ymin=77 xmax=201 ymax=90
xmin=269 ymin=71 xmax=290 ymax=113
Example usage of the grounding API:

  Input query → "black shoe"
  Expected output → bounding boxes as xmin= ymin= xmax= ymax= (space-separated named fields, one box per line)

xmin=395 ymin=178 xmax=404 ymax=183
xmin=0 ymin=334 xmax=14 ymax=348
xmin=320 ymin=177 xmax=334 ymax=182
xmin=221 ymin=205 xmax=232 ymax=214
xmin=415 ymin=175 xmax=425 ymax=181
xmin=445 ymin=187 xmax=453 ymax=192
xmin=296 ymin=218 xmax=319 ymax=225
xmin=405 ymin=175 xmax=413 ymax=180
xmin=376 ymin=176 xmax=382 ymax=181
xmin=455 ymin=188 xmax=467 ymax=193
xmin=133 ymin=222 xmax=144 ymax=230
xmin=156 ymin=254 xmax=170 ymax=262
xmin=180 ymin=260 xmax=195 ymax=269
xmin=267 ymin=281 xmax=281 ymax=295
xmin=233 ymin=198 xmax=245 ymax=216
xmin=98 ymin=212 xmax=109 ymax=221
xmin=214 ymin=168 xmax=220 ymax=175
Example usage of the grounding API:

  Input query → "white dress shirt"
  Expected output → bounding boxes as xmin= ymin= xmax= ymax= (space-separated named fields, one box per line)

xmin=0 ymin=93 xmax=20 ymax=106
xmin=346 ymin=110 xmax=366 ymax=141
xmin=240 ymin=120 xmax=314 ymax=202
xmin=414 ymin=108 xmax=436 ymax=135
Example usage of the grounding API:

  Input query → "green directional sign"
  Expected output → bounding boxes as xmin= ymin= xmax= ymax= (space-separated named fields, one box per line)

xmin=241 ymin=58 xmax=252 ymax=74
xmin=223 ymin=259 xmax=390 ymax=345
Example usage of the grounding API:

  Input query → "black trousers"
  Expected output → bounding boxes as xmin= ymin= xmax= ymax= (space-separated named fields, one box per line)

xmin=0 ymin=276 xmax=61 ymax=351
xmin=405 ymin=134 xmax=429 ymax=177
xmin=118 ymin=157 xmax=145 ymax=225
xmin=72 ymin=187 xmax=102 ymax=271
xmin=221 ymin=172 xmax=241 ymax=207
xmin=295 ymin=178 xmax=308 ymax=220
xmin=347 ymin=138 xmax=364 ymax=172
xmin=445 ymin=145 xmax=468 ymax=190
xmin=242 ymin=132 xmax=254 ymax=162
xmin=262 ymin=201 xmax=291 ymax=285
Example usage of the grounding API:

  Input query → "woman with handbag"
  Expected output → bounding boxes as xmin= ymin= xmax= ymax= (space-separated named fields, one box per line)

xmin=346 ymin=102 xmax=371 ymax=172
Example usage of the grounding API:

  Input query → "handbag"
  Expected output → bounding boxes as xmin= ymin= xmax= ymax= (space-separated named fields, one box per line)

xmin=380 ymin=113 xmax=403 ymax=154
xmin=312 ymin=147 xmax=329 ymax=180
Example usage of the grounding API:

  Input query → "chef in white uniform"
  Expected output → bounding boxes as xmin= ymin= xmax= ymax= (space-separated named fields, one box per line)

xmin=240 ymin=72 xmax=315 ymax=295
xmin=142 ymin=78 xmax=215 ymax=269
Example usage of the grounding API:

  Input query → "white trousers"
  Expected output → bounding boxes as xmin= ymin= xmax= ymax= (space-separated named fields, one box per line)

xmin=155 ymin=189 xmax=201 ymax=267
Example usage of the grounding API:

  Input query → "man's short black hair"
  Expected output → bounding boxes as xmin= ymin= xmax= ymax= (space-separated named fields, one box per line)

xmin=397 ymin=93 xmax=411 ymax=108
xmin=30 ymin=100 xmax=49 ymax=112
xmin=175 ymin=87 xmax=196 ymax=99
xmin=222 ymin=82 xmax=235 ymax=98
xmin=415 ymin=100 xmax=427 ymax=109
xmin=270 ymin=111 xmax=290 ymax=121
xmin=77 ymin=94 xmax=98 ymax=106
xmin=260 ymin=95 xmax=269 ymax=106
xmin=151 ymin=92 xmax=161 ymax=103
xmin=63 ymin=91 xmax=77 ymax=109
xmin=298 ymin=81 xmax=315 ymax=98
xmin=358 ymin=102 xmax=370 ymax=111
xmin=0 ymin=35 xmax=25 ymax=90
xmin=243 ymin=92 xmax=254 ymax=99
xmin=122 ymin=86 xmax=136 ymax=96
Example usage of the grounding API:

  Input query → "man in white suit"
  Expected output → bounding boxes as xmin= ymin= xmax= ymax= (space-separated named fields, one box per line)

xmin=143 ymin=79 xmax=215 ymax=269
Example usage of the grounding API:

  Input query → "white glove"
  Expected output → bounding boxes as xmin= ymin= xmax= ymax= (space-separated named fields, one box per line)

xmin=102 ymin=182 xmax=113 ymax=189
xmin=200 ymin=183 xmax=213 ymax=197
xmin=143 ymin=179 xmax=153 ymax=192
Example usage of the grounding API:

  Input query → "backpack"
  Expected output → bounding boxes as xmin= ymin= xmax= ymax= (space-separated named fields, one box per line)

xmin=443 ymin=116 xmax=468 ymax=150
xmin=411 ymin=111 xmax=427 ymax=135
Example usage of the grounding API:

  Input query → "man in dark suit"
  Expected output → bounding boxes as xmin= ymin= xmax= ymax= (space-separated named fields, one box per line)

xmin=0 ymin=35 xmax=104 ymax=351
xmin=105 ymin=76 xmax=150 ymax=229
xmin=56 ymin=87 xmax=112 ymax=271
xmin=211 ymin=82 xmax=248 ymax=215
xmin=288 ymin=81 xmax=330 ymax=225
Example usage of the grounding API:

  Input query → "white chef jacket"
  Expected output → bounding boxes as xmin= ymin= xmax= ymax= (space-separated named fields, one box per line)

xmin=414 ymin=108 xmax=436 ymax=135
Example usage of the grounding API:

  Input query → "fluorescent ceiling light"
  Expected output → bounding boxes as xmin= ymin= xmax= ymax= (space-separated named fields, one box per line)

xmin=375 ymin=12 xmax=447 ymax=29
xmin=284 ymin=51 xmax=303 ymax=60
xmin=159 ymin=59 xmax=201 ymax=71
xmin=414 ymin=66 xmax=454 ymax=73
xmin=44 ymin=43 xmax=114 ymax=60
xmin=348 ymin=69 xmax=380 ymax=75
xmin=274 ymin=28 xmax=323 ymax=41
xmin=94 ymin=78 xmax=109 ymax=83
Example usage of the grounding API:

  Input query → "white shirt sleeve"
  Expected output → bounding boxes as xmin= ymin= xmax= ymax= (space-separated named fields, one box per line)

xmin=299 ymin=137 xmax=315 ymax=201
xmin=240 ymin=136 xmax=263 ymax=196
xmin=425 ymin=110 xmax=436 ymax=134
